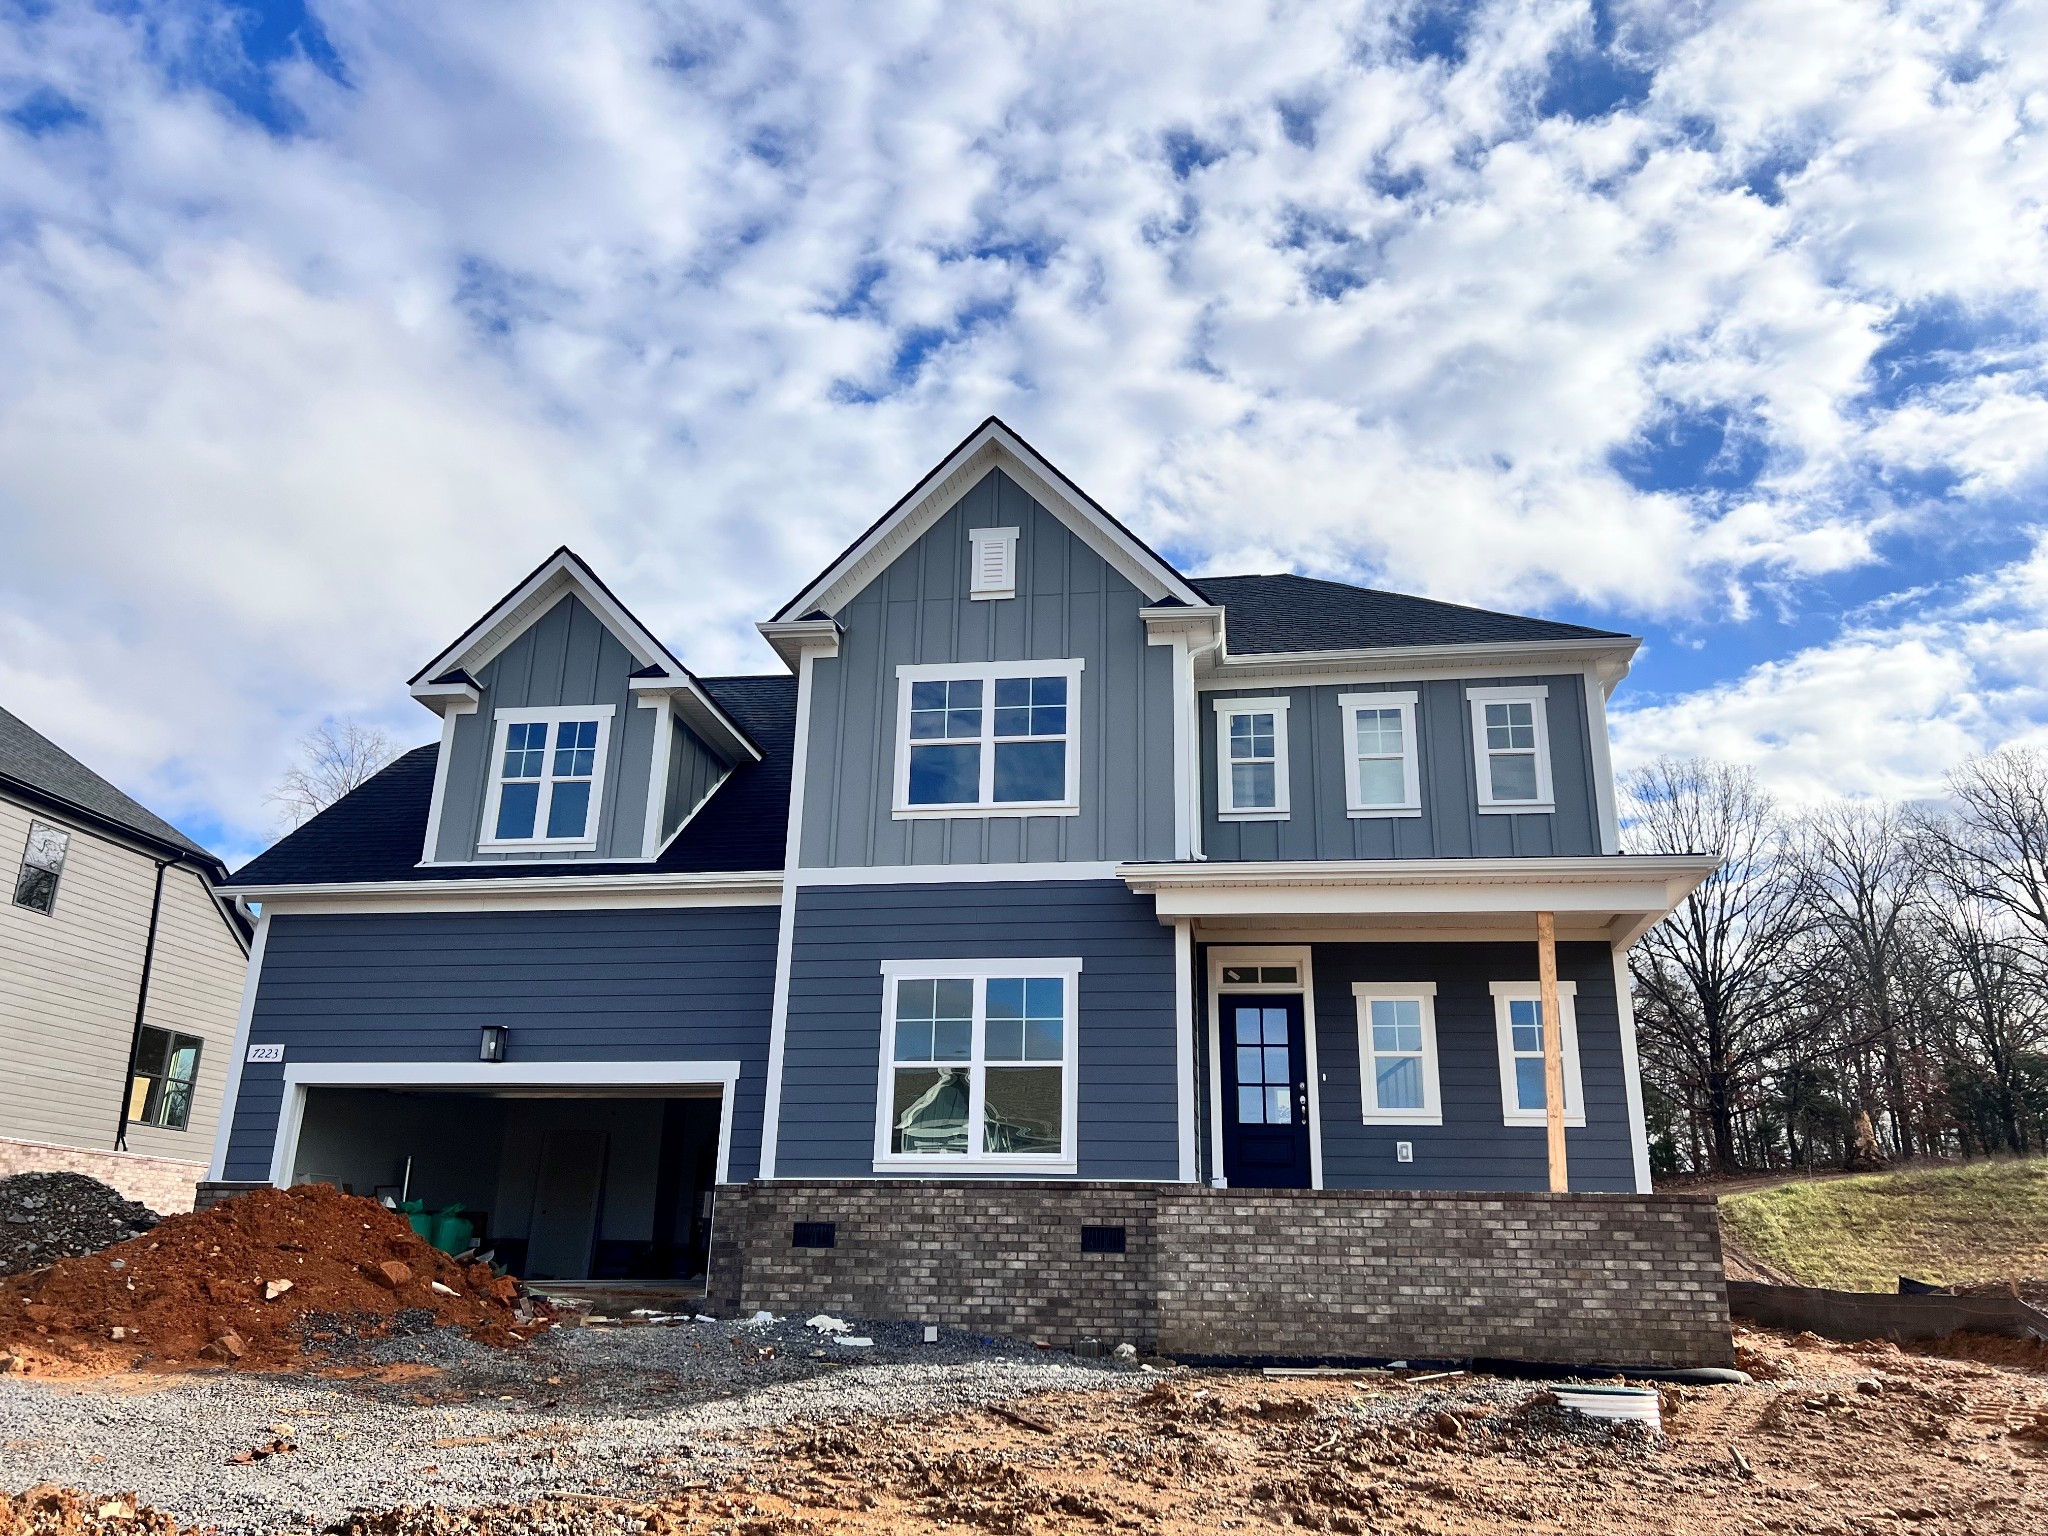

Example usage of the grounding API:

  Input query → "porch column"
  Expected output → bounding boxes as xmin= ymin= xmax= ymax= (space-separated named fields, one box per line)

xmin=1536 ymin=911 xmax=1568 ymax=1192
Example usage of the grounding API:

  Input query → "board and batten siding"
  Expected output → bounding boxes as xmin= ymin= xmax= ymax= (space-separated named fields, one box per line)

xmin=662 ymin=718 xmax=728 ymax=841
xmin=0 ymin=794 xmax=245 ymax=1161
xmin=431 ymin=594 xmax=661 ymax=864
xmin=800 ymin=468 xmax=1178 ymax=869
xmin=775 ymin=880 xmax=1180 ymax=1178
xmin=1200 ymin=675 xmax=1604 ymax=861
xmin=1264 ymin=940 xmax=1635 ymax=1193
xmin=222 ymin=906 xmax=779 ymax=1183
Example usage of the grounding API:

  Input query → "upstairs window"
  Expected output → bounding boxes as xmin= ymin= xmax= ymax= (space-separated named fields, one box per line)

xmin=481 ymin=706 xmax=615 ymax=850
xmin=1468 ymin=686 xmax=1554 ymax=813
xmin=1490 ymin=980 xmax=1585 ymax=1127
xmin=129 ymin=1026 xmax=202 ymax=1131
xmin=894 ymin=661 xmax=1083 ymax=816
xmin=1214 ymin=697 xmax=1291 ymax=819
xmin=12 ymin=820 xmax=70 ymax=915
xmin=1337 ymin=692 xmax=1421 ymax=818
xmin=876 ymin=960 xmax=1080 ymax=1170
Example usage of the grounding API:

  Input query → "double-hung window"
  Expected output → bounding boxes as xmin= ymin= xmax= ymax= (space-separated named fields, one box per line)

xmin=1214 ymin=697 xmax=1291 ymax=819
xmin=1352 ymin=983 xmax=1442 ymax=1124
xmin=128 ymin=1026 xmax=202 ymax=1131
xmin=1468 ymin=686 xmax=1554 ymax=813
xmin=12 ymin=820 xmax=71 ymax=915
xmin=1336 ymin=692 xmax=1421 ymax=817
xmin=480 ymin=706 xmax=615 ymax=850
xmin=876 ymin=959 xmax=1081 ymax=1171
xmin=894 ymin=661 xmax=1083 ymax=815
xmin=1490 ymin=980 xmax=1585 ymax=1127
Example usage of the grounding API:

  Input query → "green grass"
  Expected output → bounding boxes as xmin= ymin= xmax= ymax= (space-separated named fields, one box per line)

xmin=1719 ymin=1157 xmax=2048 ymax=1292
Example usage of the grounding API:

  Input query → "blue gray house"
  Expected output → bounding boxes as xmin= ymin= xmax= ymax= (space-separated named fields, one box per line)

xmin=214 ymin=419 xmax=1716 ymax=1286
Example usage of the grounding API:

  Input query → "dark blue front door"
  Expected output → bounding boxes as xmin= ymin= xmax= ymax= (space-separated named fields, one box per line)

xmin=1221 ymin=995 xmax=1311 ymax=1188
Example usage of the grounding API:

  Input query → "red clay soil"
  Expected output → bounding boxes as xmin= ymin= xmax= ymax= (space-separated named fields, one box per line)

xmin=0 ymin=1185 xmax=542 ymax=1376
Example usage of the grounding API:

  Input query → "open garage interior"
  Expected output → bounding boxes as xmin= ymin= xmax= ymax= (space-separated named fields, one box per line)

xmin=285 ymin=1087 xmax=725 ymax=1284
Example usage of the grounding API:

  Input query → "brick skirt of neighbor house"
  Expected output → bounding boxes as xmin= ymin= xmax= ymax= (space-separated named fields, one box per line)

xmin=708 ymin=1181 xmax=1732 ymax=1368
xmin=0 ymin=1135 xmax=207 ymax=1213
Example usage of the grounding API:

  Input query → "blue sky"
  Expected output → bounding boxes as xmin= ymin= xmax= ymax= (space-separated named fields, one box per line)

xmin=2 ymin=0 xmax=2047 ymax=863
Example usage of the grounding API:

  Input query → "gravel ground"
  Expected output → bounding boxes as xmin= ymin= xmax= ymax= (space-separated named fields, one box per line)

xmin=0 ymin=1316 xmax=1139 ymax=1535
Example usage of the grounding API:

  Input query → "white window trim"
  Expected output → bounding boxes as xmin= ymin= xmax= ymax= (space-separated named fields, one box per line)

xmin=1213 ymin=696 xmax=1291 ymax=821
xmin=1336 ymin=691 xmax=1421 ymax=819
xmin=478 ymin=704 xmax=617 ymax=853
xmin=891 ymin=659 xmax=1084 ymax=819
xmin=1352 ymin=981 xmax=1442 ymax=1125
xmin=967 ymin=526 xmax=1020 ymax=600
xmin=1467 ymin=685 xmax=1555 ymax=814
xmin=1204 ymin=946 xmax=1323 ymax=1190
xmin=872 ymin=956 xmax=1082 ymax=1174
xmin=1489 ymin=978 xmax=1585 ymax=1128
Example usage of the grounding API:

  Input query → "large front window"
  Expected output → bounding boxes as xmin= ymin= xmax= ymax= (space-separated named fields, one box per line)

xmin=481 ymin=707 xmax=614 ymax=849
xmin=1352 ymin=982 xmax=1442 ymax=1124
xmin=1490 ymin=981 xmax=1585 ymax=1127
xmin=895 ymin=662 xmax=1083 ymax=815
xmin=877 ymin=961 xmax=1080 ymax=1169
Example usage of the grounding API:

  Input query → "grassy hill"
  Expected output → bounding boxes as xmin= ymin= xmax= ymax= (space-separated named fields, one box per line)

xmin=1718 ymin=1157 xmax=2048 ymax=1292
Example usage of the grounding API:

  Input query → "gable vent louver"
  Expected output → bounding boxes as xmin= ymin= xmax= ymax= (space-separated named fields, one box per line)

xmin=968 ymin=527 xmax=1019 ymax=600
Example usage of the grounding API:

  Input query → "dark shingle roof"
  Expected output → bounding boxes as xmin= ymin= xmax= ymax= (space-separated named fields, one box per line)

xmin=227 ymin=675 xmax=794 ymax=887
xmin=0 ymin=705 xmax=221 ymax=870
xmin=1191 ymin=574 xmax=1631 ymax=655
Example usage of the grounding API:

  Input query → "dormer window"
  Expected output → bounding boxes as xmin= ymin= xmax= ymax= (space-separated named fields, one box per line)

xmin=480 ymin=706 xmax=615 ymax=851
xmin=967 ymin=527 xmax=1019 ymax=600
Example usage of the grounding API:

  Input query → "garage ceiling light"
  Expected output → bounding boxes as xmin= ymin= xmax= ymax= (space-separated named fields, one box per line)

xmin=479 ymin=1025 xmax=508 ymax=1063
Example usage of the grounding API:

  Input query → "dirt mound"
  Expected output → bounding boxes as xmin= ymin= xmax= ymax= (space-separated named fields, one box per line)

xmin=0 ymin=1174 xmax=158 ymax=1279
xmin=0 ymin=1486 xmax=179 ymax=1536
xmin=0 ymin=1184 xmax=547 ymax=1375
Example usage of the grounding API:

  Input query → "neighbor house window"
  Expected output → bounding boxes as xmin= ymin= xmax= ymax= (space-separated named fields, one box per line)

xmin=129 ymin=1026 xmax=202 ymax=1131
xmin=480 ymin=706 xmax=615 ymax=849
xmin=12 ymin=820 xmax=70 ymax=915
xmin=1337 ymin=692 xmax=1421 ymax=817
xmin=893 ymin=661 xmax=1083 ymax=815
xmin=875 ymin=959 xmax=1081 ymax=1170
xmin=1467 ymin=686 xmax=1554 ymax=813
xmin=1490 ymin=980 xmax=1585 ymax=1127
xmin=1213 ymin=697 xmax=1291 ymax=819
xmin=1353 ymin=983 xmax=1442 ymax=1124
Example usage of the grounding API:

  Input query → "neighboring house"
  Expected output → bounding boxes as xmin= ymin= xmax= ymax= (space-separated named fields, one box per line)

xmin=213 ymin=419 xmax=1717 ymax=1286
xmin=0 ymin=706 xmax=252 ymax=1211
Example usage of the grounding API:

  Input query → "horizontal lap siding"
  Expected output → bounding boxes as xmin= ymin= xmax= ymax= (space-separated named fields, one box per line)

xmin=1295 ymin=941 xmax=1635 ymax=1193
xmin=776 ymin=880 xmax=1178 ymax=1179
xmin=223 ymin=907 xmax=777 ymax=1182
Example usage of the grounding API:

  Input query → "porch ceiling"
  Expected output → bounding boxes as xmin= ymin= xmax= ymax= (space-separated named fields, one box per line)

xmin=1117 ymin=854 xmax=1721 ymax=948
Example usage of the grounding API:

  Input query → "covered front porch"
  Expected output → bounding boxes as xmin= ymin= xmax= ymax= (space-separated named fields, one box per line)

xmin=1120 ymin=855 xmax=1720 ymax=1195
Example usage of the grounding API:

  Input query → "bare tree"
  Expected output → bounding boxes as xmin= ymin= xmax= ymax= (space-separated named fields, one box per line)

xmin=1917 ymin=748 xmax=2048 ymax=957
xmin=269 ymin=720 xmax=399 ymax=830
xmin=1621 ymin=758 xmax=1813 ymax=1174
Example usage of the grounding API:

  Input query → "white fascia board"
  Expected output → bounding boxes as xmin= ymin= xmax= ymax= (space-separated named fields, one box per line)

xmin=410 ymin=678 xmax=481 ymax=715
xmin=411 ymin=550 xmax=676 ymax=685
xmin=1118 ymin=854 xmax=1721 ymax=921
xmin=755 ymin=617 xmax=843 ymax=672
xmin=627 ymin=674 xmax=764 ymax=765
xmin=1197 ymin=636 xmax=1640 ymax=691
xmin=773 ymin=422 xmax=1204 ymax=621
xmin=228 ymin=870 xmax=784 ymax=915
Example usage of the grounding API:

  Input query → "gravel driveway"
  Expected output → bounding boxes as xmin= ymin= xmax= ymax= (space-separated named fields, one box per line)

xmin=0 ymin=1315 xmax=1141 ymax=1534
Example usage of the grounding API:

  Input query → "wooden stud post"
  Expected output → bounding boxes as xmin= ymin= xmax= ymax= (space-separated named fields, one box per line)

xmin=1537 ymin=911 xmax=1568 ymax=1193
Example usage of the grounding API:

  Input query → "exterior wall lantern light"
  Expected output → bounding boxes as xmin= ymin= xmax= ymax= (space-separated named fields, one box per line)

xmin=479 ymin=1024 xmax=508 ymax=1063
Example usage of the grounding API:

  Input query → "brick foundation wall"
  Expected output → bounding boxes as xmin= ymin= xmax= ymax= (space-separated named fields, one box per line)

xmin=710 ymin=1180 xmax=1731 ymax=1369
xmin=0 ymin=1136 xmax=205 ymax=1213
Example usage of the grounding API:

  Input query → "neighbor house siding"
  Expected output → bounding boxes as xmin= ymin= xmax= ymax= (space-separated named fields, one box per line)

xmin=774 ymin=880 xmax=1181 ymax=1178
xmin=1223 ymin=939 xmax=1634 ymax=1193
xmin=221 ymin=906 xmax=778 ymax=1182
xmin=0 ymin=794 xmax=244 ymax=1161
xmin=432 ymin=594 xmax=657 ymax=863
xmin=799 ymin=468 xmax=1178 ymax=869
xmin=1201 ymin=674 xmax=1603 ymax=860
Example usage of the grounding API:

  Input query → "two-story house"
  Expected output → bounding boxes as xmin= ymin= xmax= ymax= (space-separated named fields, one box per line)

xmin=2 ymin=705 xmax=251 ymax=1211
xmin=212 ymin=421 xmax=1720 ymax=1335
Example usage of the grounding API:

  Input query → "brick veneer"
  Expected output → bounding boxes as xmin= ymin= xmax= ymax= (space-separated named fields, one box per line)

xmin=708 ymin=1181 xmax=1731 ymax=1368
xmin=0 ymin=1135 xmax=205 ymax=1213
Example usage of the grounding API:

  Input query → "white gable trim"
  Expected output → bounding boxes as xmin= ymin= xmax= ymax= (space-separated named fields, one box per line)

xmin=772 ymin=419 xmax=1204 ymax=621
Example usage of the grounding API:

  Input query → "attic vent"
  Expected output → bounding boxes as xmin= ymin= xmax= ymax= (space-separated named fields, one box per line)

xmin=968 ymin=527 xmax=1019 ymax=600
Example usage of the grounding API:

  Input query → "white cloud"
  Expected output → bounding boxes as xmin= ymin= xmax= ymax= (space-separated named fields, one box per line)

xmin=0 ymin=0 xmax=2046 ymax=855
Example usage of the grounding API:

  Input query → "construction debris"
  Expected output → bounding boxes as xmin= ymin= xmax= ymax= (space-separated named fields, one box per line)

xmin=0 ymin=1184 xmax=548 ymax=1375
xmin=0 ymin=1173 xmax=159 ymax=1278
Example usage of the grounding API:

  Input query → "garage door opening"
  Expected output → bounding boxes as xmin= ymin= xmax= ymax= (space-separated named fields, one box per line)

xmin=286 ymin=1086 xmax=725 ymax=1284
